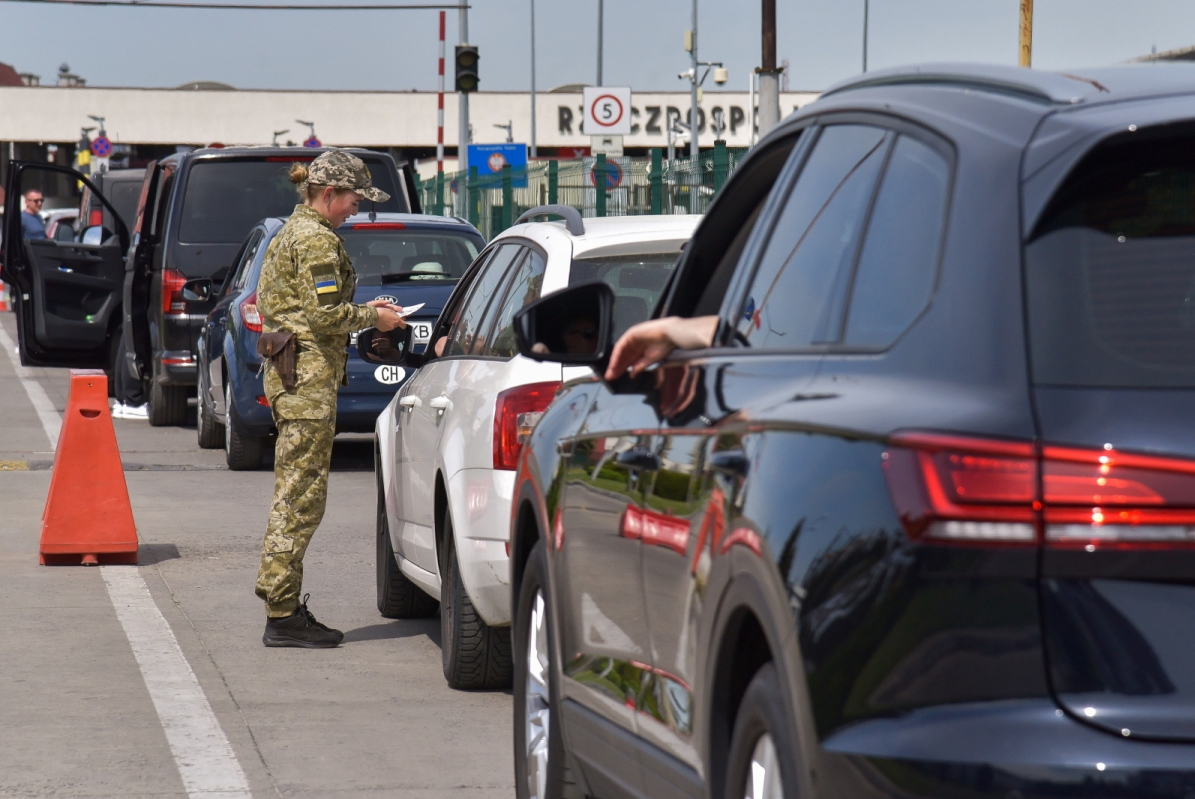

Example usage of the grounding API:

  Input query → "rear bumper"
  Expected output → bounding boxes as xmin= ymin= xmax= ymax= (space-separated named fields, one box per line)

xmin=154 ymin=313 xmax=202 ymax=386
xmin=820 ymin=698 xmax=1195 ymax=796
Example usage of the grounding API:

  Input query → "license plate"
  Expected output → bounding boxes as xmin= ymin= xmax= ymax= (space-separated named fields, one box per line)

xmin=410 ymin=322 xmax=432 ymax=345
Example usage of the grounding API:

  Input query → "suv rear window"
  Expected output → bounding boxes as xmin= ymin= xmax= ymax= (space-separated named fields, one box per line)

xmin=342 ymin=229 xmax=479 ymax=285
xmin=178 ymin=159 xmax=401 ymax=244
xmin=1026 ymin=133 xmax=1195 ymax=388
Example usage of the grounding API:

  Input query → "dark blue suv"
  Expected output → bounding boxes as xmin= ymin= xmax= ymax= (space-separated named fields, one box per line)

xmin=506 ymin=64 xmax=1195 ymax=799
xmin=197 ymin=212 xmax=484 ymax=469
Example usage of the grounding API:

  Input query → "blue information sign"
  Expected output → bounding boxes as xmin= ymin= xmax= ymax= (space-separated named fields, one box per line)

xmin=467 ymin=143 xmax=528 ymax=187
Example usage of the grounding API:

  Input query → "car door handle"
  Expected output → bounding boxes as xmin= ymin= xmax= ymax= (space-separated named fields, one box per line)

xmin=616 ymin=448 xmax=661 ymax=471
xmin=398 ymin=395 xmax=421 ymax=409
xmin=429 ymin=395 xmax=451 ymax=410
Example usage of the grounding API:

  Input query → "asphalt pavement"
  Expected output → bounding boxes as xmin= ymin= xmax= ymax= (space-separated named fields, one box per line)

xmin=0 ymin=312 xmax=513 ymax=798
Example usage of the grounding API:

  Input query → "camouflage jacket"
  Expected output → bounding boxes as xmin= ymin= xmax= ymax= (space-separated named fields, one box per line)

xmin=258 ymin=205 xmax=379 ymax=416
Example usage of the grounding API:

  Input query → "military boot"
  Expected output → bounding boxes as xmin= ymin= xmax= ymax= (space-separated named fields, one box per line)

xmin=263 ymin=595 xmax=344 ymax=648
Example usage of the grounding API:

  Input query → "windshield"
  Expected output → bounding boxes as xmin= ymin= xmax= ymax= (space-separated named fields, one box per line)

xmin=178 ymin=159 xmax=401 ymax=244
xmin=1025 ymin=132 xmax=1195 ymax=389
xmin=343 ymin=229 xmax=479 ymax=285
xmin=569 ymin=253 xmax=680 ymax=339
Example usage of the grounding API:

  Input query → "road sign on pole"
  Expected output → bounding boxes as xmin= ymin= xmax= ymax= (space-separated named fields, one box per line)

xmin=90 ymin=135 xmax=112 ymax=158
xmin=583 ymin=86 xmax=631 ymax=136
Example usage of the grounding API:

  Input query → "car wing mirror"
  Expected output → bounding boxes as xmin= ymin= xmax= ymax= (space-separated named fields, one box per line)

xmin=358 ymin=325 xmax=415 ymax=365
xmin=81 ymin=225 xmax=109 ymax=246
xmin=513 ymin=281 xmax=614 ymax=368
xmin=53 ymin=224 xmax=76 ymax=242
xmin=181 ymin=278 xmax=213 ymax=302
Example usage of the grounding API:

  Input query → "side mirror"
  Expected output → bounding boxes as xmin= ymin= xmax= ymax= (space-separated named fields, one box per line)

xmin=81 ymin=225 xmax=109 ymax=245
xmin=514 ymin=281 xmax=614 ymax=366
xmin=181 ymin=278 xmax=214 ymax=302
xmin=358 ymin=325 xmax=415 ymax=365
xmin=53 ymin=224 xmax=76 ymax=242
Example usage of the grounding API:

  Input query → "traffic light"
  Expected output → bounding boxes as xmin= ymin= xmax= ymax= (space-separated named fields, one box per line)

xmin=455 ymin=45 xmax=479 ymax=93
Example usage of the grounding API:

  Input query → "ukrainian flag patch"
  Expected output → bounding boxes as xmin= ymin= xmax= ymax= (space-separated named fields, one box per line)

xmin=315 ymin=279 xmax=338 ymax=295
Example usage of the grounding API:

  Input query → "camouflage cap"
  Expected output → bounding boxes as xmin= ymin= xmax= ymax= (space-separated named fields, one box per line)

xmin=305 ymin=149 xmax=390 ymax=203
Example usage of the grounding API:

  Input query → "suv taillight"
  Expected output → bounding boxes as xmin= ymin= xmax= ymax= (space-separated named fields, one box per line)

xmin=884 ymin=432 xmax=1195 ymax=548
xmin=161 ymin=268 xmax=187 ymax=315
xmin=493 ymin=381 xmax=561 ymax=471
xmin=240 ymin=291 xmax=263 ymax=333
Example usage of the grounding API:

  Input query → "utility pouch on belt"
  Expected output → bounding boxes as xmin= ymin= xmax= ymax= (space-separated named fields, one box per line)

xmin=257 ymin=332 xmax=297 ymax=391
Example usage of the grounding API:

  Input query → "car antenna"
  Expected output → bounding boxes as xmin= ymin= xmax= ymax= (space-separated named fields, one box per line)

xmin=369 ymin=200 xmax=377 ymax=223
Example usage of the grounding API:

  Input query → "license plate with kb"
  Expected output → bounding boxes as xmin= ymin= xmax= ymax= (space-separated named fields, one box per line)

xmin=411 ymin=322 xmax=432 ymax=346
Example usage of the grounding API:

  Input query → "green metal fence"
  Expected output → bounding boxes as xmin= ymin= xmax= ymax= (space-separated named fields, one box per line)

xmin=415 ymin=143 xmax=747 ymax=240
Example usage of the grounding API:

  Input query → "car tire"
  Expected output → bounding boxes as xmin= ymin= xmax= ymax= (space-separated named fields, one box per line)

xmin=513 ymin=539 xmax=580 ymax=799
xmin=225 ymin=381 xmax=265 ymax=471
xmin=440 ymin=511 xmax=513 ymax=690
xmin=147 ymin=379 xmax=187 ymax=427
xmin=724 ymin=662 xmax=799 ymax=799
xmin=376 ymin=458 xmax=439 ymax=618
xmin=196 ymin=379 xmax=225 ymax=449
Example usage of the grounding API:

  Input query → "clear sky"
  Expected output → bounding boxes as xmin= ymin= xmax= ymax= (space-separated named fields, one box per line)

xmin=2 ymin=0 xmax=1193 ymax=93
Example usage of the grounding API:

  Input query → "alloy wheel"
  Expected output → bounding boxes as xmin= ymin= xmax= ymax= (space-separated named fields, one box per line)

xmin=744 ymin=732 xmax=783 ymax=799
xmin=524 ymin=589 xmax=551 ymax=799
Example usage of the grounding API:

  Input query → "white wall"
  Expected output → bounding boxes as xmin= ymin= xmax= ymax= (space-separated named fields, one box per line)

xmin=0 ymin=87 xmax=819 ymax=149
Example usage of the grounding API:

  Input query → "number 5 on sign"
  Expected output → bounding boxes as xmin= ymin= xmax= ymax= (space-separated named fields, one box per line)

xmin=583 ymin=86 xmax=632 ymax=136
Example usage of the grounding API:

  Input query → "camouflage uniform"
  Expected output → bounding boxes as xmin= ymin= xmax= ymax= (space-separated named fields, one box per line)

xmin=254 ymin=151 xmax=389 ymax=619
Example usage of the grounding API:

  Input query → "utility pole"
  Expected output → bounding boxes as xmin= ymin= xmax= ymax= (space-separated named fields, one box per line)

xmin=459 ymin=5 xmax=470 ymax=175
xmin=596 ymin=0 xmax=604 ymax=86
xmin=758 ymin=0 xmax=780 ymax=136
xmin=530 ymin=0 xmax=537 ymax=157
xmin=1019 ymin=0 xmax=1033 ymax=67
xmin=862 ymin=0 xmax=869 ymax=72
xmin=689 ymin=0 xmax=699 ymax=159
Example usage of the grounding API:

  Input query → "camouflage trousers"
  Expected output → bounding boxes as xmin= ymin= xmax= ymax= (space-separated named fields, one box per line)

xmin=255 ymin=403 xmax=337 ymax=618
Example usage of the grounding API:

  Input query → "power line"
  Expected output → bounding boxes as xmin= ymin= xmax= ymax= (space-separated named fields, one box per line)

xmin=1 ymin=0 xmax=465 ymax=9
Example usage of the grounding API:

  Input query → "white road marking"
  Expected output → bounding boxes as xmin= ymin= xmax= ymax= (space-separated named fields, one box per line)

xmin=0 ymin=326 xmax=62 ymax=449
xmin=102 ymin=567 xmax=253 ymax=799
xmin=2 ymin=323 xmax=252 ymax=798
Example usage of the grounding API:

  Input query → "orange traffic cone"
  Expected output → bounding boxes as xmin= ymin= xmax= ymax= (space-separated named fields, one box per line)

xmin=39 ymin=369 xmax=138 ymax=565
xmin=0 ymin=280 xmax=8 ymax=312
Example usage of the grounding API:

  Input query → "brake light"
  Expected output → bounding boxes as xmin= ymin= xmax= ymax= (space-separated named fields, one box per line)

xmin=241 ymin=291 xmax=263 ymax=333
xmin=350 ymin=222 xmax=406 ymax=230
xmin=1042 ymin=446 xmax=1195 ymax=549
xmin=89 ymin=209 xmax=103 ymax=227
xmin=493 ymin=381 xmax=561 ymax=470
xmin=884 ymin=433 xmax=1038 ymax=544
xmin=161 ymin=268 xmax=187 ymax=315
xmin=884 ymin=432 xmax=1195 ymax=548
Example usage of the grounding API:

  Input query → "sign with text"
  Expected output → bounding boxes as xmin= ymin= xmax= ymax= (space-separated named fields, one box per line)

xmin=583 ymin=87 xmax=632 ymax=136
xmin=467 ymin=143 xmax=528 ymax=187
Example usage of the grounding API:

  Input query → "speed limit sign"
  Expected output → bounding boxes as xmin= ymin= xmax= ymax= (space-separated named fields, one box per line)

xmin=583 ymin=86 xmax=632 ymax=135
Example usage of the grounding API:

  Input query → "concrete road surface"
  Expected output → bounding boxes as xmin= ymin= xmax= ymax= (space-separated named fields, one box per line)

xmin=0 ymin=313 xmax=514 ymax=798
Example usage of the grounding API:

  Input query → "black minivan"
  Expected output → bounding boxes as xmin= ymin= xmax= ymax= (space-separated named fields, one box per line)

xmin=2 ymin=147 xmax=419 ymax=424
xmin=503 ymin=64 xmax=1195 ymax=799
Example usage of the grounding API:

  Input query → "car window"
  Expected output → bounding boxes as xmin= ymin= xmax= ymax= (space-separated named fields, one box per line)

xmin=569 ymin=253 xmax=679 ymax=340
xmin=736 ymin=124 xmax=889 ymax=350
xmin=1025 ymin=132 xmax=1195 ymax=388
xmin=230 ymin=230 xmax=265 ymax=295
xmin=485 ymin=249 xmax=547 ymax=358
xmin=842 ymin=136 xmax=950 ymax=348
xmin=447 ymin=244 xmax=522 ymax=356
xmin=342 ymin=229 xmax=479 ymax=286
xmin=177 ymin=159 xmax=400 ymax=245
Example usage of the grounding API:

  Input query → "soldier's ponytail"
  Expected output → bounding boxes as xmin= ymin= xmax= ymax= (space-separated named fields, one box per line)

xmin=290 ymin=161 xmax=352 ymax=203
xmin=288 ymin=163 xmax=309 ymax=185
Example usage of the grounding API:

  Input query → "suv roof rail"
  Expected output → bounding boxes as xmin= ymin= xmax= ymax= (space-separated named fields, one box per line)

xmin=515 ymin=205 xmax=585 ymax=236
xmin=822 ymin=63 xmax=1098 ymax=106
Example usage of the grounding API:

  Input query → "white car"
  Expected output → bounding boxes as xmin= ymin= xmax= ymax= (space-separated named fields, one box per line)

xmin=375 ymin=208 xmax=700 ymax=689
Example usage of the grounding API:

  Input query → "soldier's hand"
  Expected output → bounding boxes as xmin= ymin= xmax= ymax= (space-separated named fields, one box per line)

xmin=375 ymin=307 xmax=407 ymax=332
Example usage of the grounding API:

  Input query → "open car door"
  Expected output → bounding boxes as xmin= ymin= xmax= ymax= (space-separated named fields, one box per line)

xmin=2 ymin=162 xmax=130 ymax=368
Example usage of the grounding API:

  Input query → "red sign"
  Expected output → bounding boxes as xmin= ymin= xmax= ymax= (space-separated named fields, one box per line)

xmin=559 ymin=147 xmax=591 ymax=158
xmin=303 ymin=136 xmax=322 ymax=149
xmin=90 ymin=135 xmax=112 ymax=158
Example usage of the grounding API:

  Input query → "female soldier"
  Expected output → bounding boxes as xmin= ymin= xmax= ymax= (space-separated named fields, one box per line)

xmin=255 ymin=150 xmax=405 ymax=648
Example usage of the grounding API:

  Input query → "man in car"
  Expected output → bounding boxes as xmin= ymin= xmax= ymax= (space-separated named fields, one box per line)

xmin=20 ymin=190 xmax=46 ymax=240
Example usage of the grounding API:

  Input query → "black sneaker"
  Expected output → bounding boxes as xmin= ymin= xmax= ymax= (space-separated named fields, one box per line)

xmin=262 ymin=595 xmax=344 ymax=648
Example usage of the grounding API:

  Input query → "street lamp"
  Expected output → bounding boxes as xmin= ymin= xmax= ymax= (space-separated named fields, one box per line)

xmin=494 ymin=121 xmax=514 ymax=143
xmin=273 ymin=129 xmax=290 ymax=146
